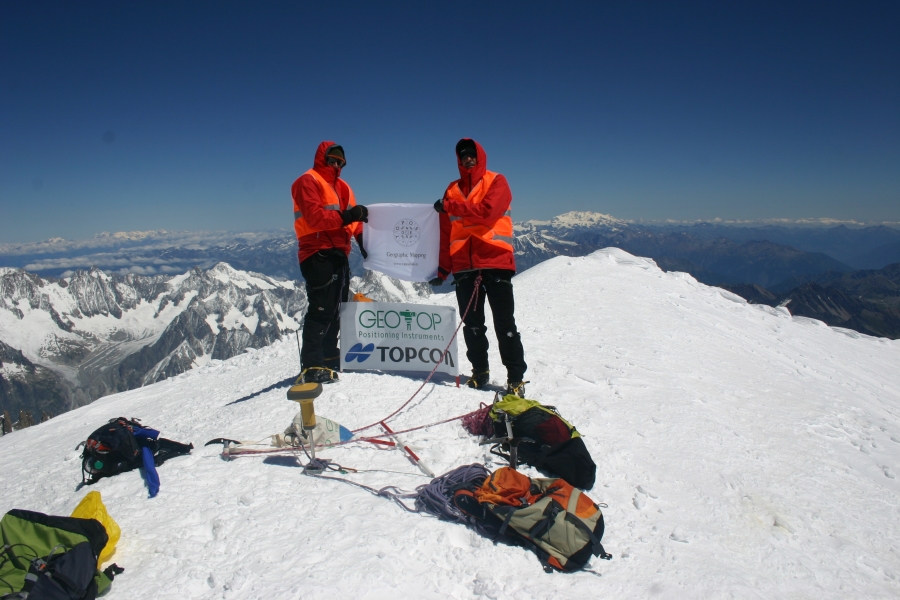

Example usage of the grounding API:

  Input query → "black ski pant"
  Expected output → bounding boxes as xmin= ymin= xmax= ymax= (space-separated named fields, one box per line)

xmin=299 ymin=249 xmax=350 ymax=371
xmin=454 ymin=269 xmax=527 ymax=383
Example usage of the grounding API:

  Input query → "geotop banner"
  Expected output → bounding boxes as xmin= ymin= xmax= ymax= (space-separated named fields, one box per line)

xmin=339 ymin=301 xmax=458 ymax=376
xmin=362 ymin=203 xmax=439 ymax=282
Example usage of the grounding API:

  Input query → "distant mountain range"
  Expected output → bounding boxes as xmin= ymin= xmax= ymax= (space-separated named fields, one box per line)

xmin=512 ymin=215 xmax=857 ymax=288
xmin=0 ymin=263 xmax=430 ymax=422
xmin=722 ymin=263 xmax=900 ymax=339
xmin=638 ymin=222 xmax=900 ymax=269
xmin=4 ymin=212 xmax=898 ymax=286
xmin=3 ymin=211 xmax=900 ymax=422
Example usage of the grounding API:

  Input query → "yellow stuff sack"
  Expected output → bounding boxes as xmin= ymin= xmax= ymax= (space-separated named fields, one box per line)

xmin=71 ymin=491 xmax=120 ymax=565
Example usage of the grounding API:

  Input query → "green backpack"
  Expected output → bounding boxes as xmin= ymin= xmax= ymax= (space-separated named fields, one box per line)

xmin=470 ymin=466 xmax=612 ymax=572
xmin=0 ymin=509 xmax=122 ymax=599
xmin=489 ymin=396 xmax=581 ymax=438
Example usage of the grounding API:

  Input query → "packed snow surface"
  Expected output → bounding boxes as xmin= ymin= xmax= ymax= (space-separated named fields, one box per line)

xmin=2 ymin=248 xmax=900 ymax=598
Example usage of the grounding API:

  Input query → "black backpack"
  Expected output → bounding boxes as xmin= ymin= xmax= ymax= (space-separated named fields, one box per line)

xmin=80 ymin=418 xmax=192 ymax=485
xmin=80 ymin=418 xmax=144 ymax=483
xmin=488 ymin=396 xmax=597 ymax=490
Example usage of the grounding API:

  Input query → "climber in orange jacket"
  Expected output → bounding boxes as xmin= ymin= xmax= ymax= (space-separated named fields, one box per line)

xmin=432 ymin=138 xmax=528 ymax=397
xmin=291 ymin=141 xmax=368 ymax=383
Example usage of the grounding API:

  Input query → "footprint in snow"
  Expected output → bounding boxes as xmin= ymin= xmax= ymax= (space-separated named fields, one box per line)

xmin=637 ymin=484 xmax=658 ymax=499
xmin=633 ymin=491 xmax=647 ymax=510
xmin=669 ymin=527 xmax=689 ymax=543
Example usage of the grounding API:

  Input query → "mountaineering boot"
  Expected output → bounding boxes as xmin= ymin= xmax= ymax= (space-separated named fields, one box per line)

xmin=505 ymin=380 xmax=528 ymax=398
xmin=303 ymin=367 xmax=339 ymax=384
xmin=324 ymin=355 xmax=341 ymax=371
xmin=465 ymin=369 xmax=490 ymax=389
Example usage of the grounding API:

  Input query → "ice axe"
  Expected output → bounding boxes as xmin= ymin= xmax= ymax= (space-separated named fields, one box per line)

xmin=479 ymin=409 xmax=520 ymax=470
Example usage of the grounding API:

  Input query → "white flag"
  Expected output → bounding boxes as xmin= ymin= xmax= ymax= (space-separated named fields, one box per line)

xmin=362 ymin=203 xmax=439 ymax=281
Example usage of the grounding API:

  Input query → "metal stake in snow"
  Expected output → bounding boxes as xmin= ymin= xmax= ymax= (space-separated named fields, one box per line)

xmin=380 ymin=421 xmax=434 ymax=477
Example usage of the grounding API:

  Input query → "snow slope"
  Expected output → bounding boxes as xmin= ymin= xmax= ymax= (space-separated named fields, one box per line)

xmin=2 ymin=248 xmax=900 ymax=599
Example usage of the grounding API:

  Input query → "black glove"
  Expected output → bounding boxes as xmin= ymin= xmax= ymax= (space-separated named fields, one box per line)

xmin=341 ymin=205 xmax=368 ymax=225
xmin=103 ymin=563 xmax=125 ymax=581
xmin=428 ymin=277 xmax=444 ymax=286
xmin=433 ymin=199 xmax=444 ymax=213
xmin=355 ymin=234 xmax=368 ymax=259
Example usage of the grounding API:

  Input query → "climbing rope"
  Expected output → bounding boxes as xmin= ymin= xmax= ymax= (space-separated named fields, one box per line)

xmin=284 ymin=434 xmax=422 ymax=511
xmin=222 ymin=407 xmax=483 ymax=458
xmin=309 ymin=474 xmax=421 ymax=513
xmin=350 ymin=275 xmax=482 ymax=435
xmin=413 ymin=463 xmax=490 ymax=521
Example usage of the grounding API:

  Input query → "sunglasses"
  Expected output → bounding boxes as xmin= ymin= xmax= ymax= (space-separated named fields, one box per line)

xmin=326 ymin=156 xmax=346 ymax=168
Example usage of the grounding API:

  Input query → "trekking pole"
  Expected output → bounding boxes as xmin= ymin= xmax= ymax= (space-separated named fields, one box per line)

xmin=380 ymin=421 xmax=435 ymax=478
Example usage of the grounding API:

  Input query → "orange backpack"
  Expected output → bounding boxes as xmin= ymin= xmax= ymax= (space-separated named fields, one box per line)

xmin=469 ymin=467 xmax=612 ymax=572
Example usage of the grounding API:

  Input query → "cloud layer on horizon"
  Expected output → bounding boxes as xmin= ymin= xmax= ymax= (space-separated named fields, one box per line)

xmin=0 ymin=228 xmax=291 ymax=256
xmin=3 ymin=215 xmax=900 ymax=257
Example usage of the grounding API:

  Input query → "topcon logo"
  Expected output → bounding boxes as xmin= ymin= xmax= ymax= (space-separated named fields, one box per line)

xmin=344 ymin=342 xmax=375 ymax=362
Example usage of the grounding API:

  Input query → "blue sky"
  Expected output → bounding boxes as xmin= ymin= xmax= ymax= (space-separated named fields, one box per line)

xmin=1 ymin=1 xmax=898 ymax=243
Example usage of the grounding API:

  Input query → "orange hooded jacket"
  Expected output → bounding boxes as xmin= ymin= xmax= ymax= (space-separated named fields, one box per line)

xmin=291 ymin=140 xmax=362 ymax=264
xmin=437 ymin=139 xmax=516 ymax=278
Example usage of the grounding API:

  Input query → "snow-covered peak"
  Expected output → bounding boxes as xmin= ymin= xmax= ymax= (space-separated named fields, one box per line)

xmin=549 ymin=210 xmax=625 ymax=228
xmin=205 ymin=262 xmax=278 ymax=291
xmin=2 ymin=248 xmax=898 ymax=597
xmin=92 ymin=230 xmax=169 ymax=241
xmin=517 ymin=210 xmax=627 ymax=233
xmin=350 ymin=270 xmax=432 ymax=303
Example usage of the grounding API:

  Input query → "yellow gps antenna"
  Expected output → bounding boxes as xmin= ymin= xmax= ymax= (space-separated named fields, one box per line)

xmin=286 ymin=380 xmax=326 ymax=473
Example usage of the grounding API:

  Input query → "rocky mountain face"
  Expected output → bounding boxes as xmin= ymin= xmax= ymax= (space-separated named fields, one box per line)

xmin=722 ymin=263 xmax=900 ymax=339
xmin=0 ymin=339 xmax=70 ymax=423
xmin=350 ymin=270 xmax=434 ymax=303
xmin=0 ymin=263 xmax=431 ymax=423
xmin=779 ymin=283 xmax=900 ymax=339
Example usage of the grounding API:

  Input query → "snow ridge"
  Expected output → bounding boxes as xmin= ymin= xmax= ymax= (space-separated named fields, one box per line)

xmin=2 ymin=248 xmax=899 ymax=598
